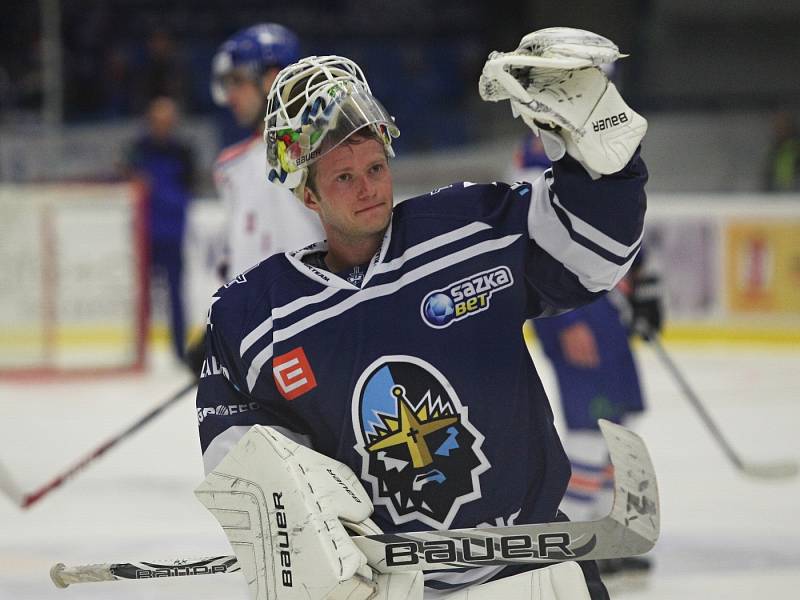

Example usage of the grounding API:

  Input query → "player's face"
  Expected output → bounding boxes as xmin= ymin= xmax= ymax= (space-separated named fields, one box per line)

xmin=305 ymin=138 xmax=393 ymax=243
xmin=222 ymin=70 xmax=264 ymax=127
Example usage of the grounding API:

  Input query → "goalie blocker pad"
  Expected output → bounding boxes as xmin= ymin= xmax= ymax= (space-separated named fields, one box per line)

xmin=561 ymin=79 xmax=647 ymax=176
xmin=195 ymin=426 xmax=379 ymax=600
xmin=480 ymin=27 xmax=647 ymax=176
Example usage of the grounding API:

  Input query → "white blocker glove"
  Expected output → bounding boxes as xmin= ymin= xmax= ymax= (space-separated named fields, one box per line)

xmin=195 ymin=425 xmax=422 ymax=600
xmin=480 ymin=27 xmax=647 ymax=177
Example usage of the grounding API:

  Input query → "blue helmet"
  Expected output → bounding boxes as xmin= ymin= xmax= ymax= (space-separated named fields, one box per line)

xmin=211 ymin=23 xmax=300 ymax=106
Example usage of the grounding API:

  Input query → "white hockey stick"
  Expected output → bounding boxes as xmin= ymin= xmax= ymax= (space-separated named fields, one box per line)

xmin=50 ymin=556 xmax=240 ymax=588
xmin=50 ymin=420 xmax=658 ymax=587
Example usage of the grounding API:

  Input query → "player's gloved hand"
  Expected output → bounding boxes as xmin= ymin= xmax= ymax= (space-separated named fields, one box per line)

xmin=614 ymin=265 xmax=664 ymax=340
xmin=341 ymin=518 xmax=424 ymax=600
xmin=479 ymin=27 xmax=647 ymax=177
xmin=629 ymin=271 xmax=664 ymax=340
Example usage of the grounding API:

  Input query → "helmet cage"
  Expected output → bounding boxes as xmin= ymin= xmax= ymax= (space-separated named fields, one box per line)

xmin=264 ymin=56 xmax=399 ymax=195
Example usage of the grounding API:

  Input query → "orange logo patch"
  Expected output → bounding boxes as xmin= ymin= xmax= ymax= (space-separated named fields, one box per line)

xmin=272 ymin=347 xmax=317 ymax=400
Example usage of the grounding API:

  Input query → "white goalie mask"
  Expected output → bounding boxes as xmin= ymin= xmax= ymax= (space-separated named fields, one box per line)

xmin=264 ymin=55 xmax=400 ymax=198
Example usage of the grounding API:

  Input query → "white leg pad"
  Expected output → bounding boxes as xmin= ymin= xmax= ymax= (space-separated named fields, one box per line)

xmin=195 ymin=425 xmax=379 ymax=600
xmin=442 ymin=562 xmax=590 ymax=600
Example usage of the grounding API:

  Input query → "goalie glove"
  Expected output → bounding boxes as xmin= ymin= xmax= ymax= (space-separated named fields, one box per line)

xmin=612 ymin=260 xmax=665 ymax=340
xmin=479 ymin=27 xmax=647 ymax=177
xmin=628 ymin=269 xmax=664 ymax=341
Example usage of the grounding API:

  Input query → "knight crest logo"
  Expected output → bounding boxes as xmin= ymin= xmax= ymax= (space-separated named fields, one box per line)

xmin=352 ymin=356 xmax=491 ymax=529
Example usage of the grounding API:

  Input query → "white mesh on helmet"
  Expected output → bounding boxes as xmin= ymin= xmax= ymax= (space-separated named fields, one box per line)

xmin=264 ymin=55 xmax=399 ymax=198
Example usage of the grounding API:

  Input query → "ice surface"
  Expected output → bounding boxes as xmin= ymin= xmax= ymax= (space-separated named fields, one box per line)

xmin=1 ymin=342 xmax=798 ymax=599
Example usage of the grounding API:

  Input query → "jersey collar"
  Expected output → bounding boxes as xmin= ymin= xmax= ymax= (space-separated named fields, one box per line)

xmin=285 ymin=220 xmax=393 ymax=290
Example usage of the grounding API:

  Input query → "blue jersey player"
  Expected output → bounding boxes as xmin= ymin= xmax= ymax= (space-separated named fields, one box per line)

xmin=511 ymin=129 xmax=663 ymax=578
xmin=532 ymin=258 xmax=661 ymax=531
xmin=195 ymin=28 xmax=649 ymax=600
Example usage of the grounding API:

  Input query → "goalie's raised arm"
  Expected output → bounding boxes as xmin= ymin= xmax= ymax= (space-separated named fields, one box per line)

xmin=480 ymin=27 xmax=647 ymax=177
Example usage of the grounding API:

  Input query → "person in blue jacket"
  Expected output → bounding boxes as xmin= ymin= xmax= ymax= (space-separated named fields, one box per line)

xmin=125 ymin=96 xmax=196 ymax=360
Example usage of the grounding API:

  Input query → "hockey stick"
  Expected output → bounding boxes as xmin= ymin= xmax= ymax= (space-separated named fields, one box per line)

xmin=50 ymin=556 xmax=240 ymax=588
xmin=13 ymin=379 xmax=197 ymax=509
xmin=642 ymin=329 xmax=798 ymax=479
xmin=50 ymin=420 xmax=659 ymax=587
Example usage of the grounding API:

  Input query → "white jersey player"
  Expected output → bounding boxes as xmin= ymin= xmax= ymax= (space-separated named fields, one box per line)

xmin=213 ymin=134 xmax=324 ymax=275
xmin=211 ymin=23 xmax=324 ymax=277
xmin=184 ymin=24 xmax=326 ymax=375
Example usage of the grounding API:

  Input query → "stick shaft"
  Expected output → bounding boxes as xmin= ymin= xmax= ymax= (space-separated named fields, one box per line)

xmin=646 ymin=333 xmax=798 ymax=479
xmin=52 ymin=422 xmax=659 ymax=586
xmin=51 ymin=556 xmax=238 ymax=587
xmin=23 ymin=380 xmax=196 ymax=508
xmin=646 ymin=334 xmax=745 ymax=469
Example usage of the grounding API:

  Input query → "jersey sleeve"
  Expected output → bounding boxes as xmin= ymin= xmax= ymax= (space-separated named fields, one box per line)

xmin=196 ymin=288 xmax=312 ymax=474
xmin=524 ymin=149 xmax=647 ymax=316
xmin=399 ymin=149 xmax=646 ymax=318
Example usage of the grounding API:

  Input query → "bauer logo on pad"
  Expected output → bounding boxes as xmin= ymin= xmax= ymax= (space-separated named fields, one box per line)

xmin=273 ymin=347 xmax=317 ymax=400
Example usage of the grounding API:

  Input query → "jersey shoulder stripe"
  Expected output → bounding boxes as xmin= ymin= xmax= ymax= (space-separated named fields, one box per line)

xmin=209 ymin=254 xmax=304 ymax=349
xmin=393 ymin=181 xmax=526 ymax=227
xmin=527 ymin=167 xmax=644 ymax=292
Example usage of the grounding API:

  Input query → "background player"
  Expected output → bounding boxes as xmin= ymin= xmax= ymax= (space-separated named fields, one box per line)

xmin=209 ymin=23 xmax=324 ymax=280
xmin=196 ymin=28 xmax=649 ymax=600
xmin=184 ymin=24 xmax=325 ymax=374
xmin=124 ymin=96 xmax=196 ymax=361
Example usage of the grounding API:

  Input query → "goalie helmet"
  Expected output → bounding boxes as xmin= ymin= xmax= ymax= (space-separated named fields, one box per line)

xmin=211 ymin=23 xmax=300 ymax=106
xmin=263 ymin=55 xmax=400 ymax=198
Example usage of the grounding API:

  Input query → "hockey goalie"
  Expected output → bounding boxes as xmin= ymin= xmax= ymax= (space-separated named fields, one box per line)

xmin=196 ymin=26 xmax=650 ymax=600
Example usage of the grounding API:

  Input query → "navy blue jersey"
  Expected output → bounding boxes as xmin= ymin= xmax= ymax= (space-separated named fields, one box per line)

xmin=196 ymin=152 xmax=647 ymax=590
